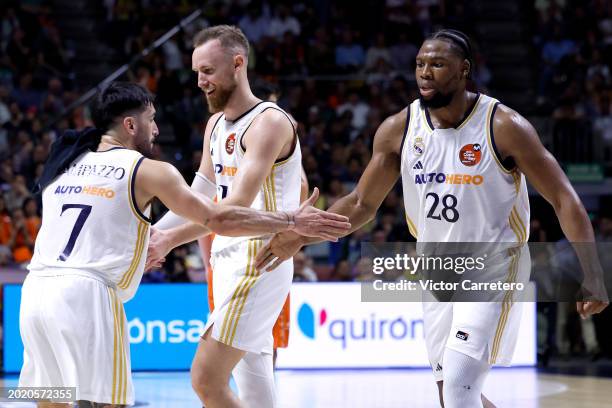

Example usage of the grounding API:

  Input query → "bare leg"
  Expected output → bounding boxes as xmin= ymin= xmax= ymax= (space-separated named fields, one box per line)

xmin=191 ymin=328 xmax=246 ymax=408
xmin=436 ymin=381 xmax=444 ymax=408
xmin=481 ymin=394 xmax=496 ymax=408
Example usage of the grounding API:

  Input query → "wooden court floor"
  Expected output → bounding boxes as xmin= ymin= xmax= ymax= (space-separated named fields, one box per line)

xmin=2 ymin=368 xmax=612 ymax=407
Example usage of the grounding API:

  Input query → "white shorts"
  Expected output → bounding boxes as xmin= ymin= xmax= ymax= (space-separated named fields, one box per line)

xmin=423 ymin=246 xmax=530 ymax=381
xmin=19 ymin=273 xmax=133 ymax=405
xmin=205 ymin=238 xmax=293 ymax=354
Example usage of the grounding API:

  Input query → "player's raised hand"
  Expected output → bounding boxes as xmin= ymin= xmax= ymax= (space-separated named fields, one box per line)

xmin=255 ymin=231 xmax=305 ymax=271
xmin=290 ymin=187 xmax=351 ymax=240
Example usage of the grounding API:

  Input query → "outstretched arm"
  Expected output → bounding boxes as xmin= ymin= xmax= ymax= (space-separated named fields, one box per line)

xmin=255 ymin=108 xmax=407 ymax=270
xmin=494 ymin=104 xmax=608 ymax=317
xmin=136 ymin=159 xmax=350 ymax=238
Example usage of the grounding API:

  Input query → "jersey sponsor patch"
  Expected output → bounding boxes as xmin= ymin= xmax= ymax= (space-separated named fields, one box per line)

xmin=455 ymin=330 xmax=469 ymax=341
xmin=225 ymin=133 xmax=236 ymax=154
xmin=459 ymin=143 xmax=482 ymax=166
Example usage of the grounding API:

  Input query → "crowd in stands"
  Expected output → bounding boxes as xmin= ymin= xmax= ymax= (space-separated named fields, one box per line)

xmin=0 ymin=0 xmax=610 ymax=292
xmin=532 ymin=0 xmax=611 ymax=163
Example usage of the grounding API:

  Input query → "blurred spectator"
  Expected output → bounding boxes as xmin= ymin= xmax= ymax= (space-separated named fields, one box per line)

xmin=268 ymin=5 xmax=300 ymax=40
xmin=5 ymin=175 xmax=30 ymax=211
xmin=335 ymin=30 xmax=365 ymax=72
xmin=238 ymin=4 xmax=269 ymax=44
xmin=22 ymin=197 xmax=40 ymax=240
xmin=293 ymin=251 xmax=317 ymax=282
xmin=336 ymin=92 xmax=370 ymax=132
xmin=0 ymin=195 xmax=12 ymax=265
xmin=365 ymin=33 xmax=391 ymax=71
xmin=389 ymin=32 xmax=418 ymax=73
xmin=8 ymin=206 xmax=34 ymax=263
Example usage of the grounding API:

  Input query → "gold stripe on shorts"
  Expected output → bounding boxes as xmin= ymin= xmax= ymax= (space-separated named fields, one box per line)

xmin=219 ymin=239 xmax=261 ymax=346
xmin=118 ymin=298 xmax=128 ymax=404
xmin=108 ymin=288 xmax=119 ymax=404
xmin=219 ymin=240 xmax=253 ymax=342
xmin=227 ymin=240 xmax=262 ymax=345
xmin=117 ymin=221 xmax=148 ymax=289
xmin=490 ymin=248 xmax=520 ymax=363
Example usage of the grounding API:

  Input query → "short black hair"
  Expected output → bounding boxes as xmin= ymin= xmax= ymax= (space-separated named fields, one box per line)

xmin=427 ymin=29 xmax=474 ymax=78
xmin=91 ymin=82 xmax=155 ymax=132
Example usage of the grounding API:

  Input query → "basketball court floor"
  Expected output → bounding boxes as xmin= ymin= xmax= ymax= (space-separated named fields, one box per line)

xmin=1 ymin=367 xmax=611 ymax=407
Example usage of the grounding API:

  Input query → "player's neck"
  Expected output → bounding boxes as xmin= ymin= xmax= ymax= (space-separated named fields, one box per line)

xmin=97 ymin=133 xmax=130 ymax=151
xmin=428 ymin=90 xmax=476 ymax=129
xmin=223 ymin=85 xmax=262 ymax=122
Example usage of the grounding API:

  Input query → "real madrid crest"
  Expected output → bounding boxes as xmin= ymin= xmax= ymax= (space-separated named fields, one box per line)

xmin=413 ymin=137 xmax=425 ymax=156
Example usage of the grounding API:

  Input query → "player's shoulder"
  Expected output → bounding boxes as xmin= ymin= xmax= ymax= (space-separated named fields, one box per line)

xmin=373 ymin=107 xmax=409 ymax=153
xmin=138 ymin=157 xmax=177 ymax=177
xmin=255 ymin=104 xmax=294 ymax=128
xmin=205 ymin=112 xmax=224 ymax=131
xmin=247 ymin=104 xmax=295 ymax=144
xmin=492 ymin=103 xmax=537 ymax=139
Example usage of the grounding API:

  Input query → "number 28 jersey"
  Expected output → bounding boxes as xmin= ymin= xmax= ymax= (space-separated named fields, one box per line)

xmin=28 ymin=148 xmax=150 ymax=302
xmin=401 ymin=94 xmax=530 ymax=243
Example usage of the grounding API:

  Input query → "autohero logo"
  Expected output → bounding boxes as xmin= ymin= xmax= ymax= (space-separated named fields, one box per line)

xmin=414 ymin=172 xmax=484 ymax=185
xmin=127 ymin=318 xmax=206 ymax=344
xmin=297 ymin=303 xmax=423 ymax=349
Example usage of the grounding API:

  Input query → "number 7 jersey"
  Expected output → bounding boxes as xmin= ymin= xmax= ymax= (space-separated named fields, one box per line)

xmin=28 ymin=148 xmax=150 ymax=302
xmin=400 ymin=94 xmax=530 ymax=243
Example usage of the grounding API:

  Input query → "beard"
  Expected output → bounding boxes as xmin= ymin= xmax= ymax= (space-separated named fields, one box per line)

xmin=419 ymin=89 xmax=455 ymax=109
xmin=206 ymin=81 xmax=237 ymax=113
xmin=134 ymin=133 xmax=155 ymax=158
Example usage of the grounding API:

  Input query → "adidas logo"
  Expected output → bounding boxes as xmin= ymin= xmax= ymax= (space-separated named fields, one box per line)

xmin=413 ymin=161 xmax=423 ymax=170
xmin=435 ymin=363 xmax=443 ymax=372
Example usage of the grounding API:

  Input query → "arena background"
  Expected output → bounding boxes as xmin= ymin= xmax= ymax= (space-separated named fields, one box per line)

xmin=0 ymin=0 xmax=611 ymax=406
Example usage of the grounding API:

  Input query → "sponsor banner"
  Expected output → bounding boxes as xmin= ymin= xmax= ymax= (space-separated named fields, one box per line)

xmin=3 ymin=283 xmax=209 ymax=373
xmin=276 ymin=283 xmax=536 ymax=368
xmin=3 ymin=282 xmax=535 ymax=372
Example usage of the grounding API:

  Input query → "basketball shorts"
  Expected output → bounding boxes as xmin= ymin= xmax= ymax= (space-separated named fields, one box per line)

xmin=422 ymin=246 xmax=530 ymax=381
xmin=19 ymin=273 xmax=133 ymax=405
xmin=205 ymin=238 xmax=293 ymax=354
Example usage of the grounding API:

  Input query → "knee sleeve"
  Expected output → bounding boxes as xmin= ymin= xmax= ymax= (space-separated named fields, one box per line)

xmin=442 ymin=348 xmax=490 ymax=408
xmin=232 ymin=351 xmax=276 ymax=408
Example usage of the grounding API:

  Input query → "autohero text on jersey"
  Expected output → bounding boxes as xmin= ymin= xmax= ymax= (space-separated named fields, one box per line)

xmin=53 ymin=185 xmax=116 ymax=199
xmin=414 ymin=172 xmax=484 ymax=185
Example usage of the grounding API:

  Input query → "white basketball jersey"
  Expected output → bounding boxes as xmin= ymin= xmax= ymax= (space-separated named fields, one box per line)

xmin=28 ymin=148 xmax=151 ymax=302
xmin=401 ymin=93 xmax=530 ymax=242
xmin=210 ymin=101 xmax=302 ymax=253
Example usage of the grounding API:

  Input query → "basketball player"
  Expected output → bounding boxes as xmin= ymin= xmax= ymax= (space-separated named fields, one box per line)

xmin=19 ymin=82 xmax=349 ymax=408
xmin=151 ymin=86 xmax=307 ymax=372
xmin=255 ymin=29 xmax=609 ymax=408
xmin=144 ymin=25 xmax=309 ymax=408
